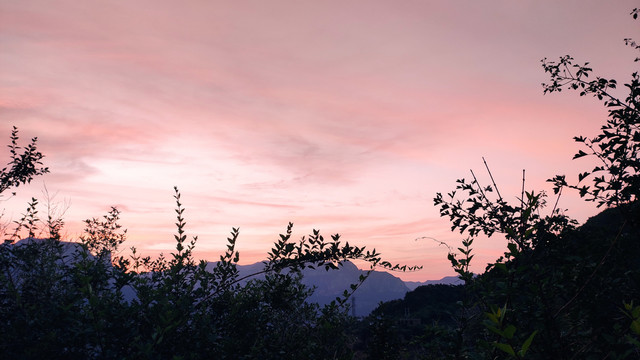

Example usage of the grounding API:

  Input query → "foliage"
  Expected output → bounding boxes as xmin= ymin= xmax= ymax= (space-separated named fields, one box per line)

xmin=543 ymin=55 xmax=639 ymax=208
xmin=372 ymin=284 xmax=464 ymax=327
xmin=542 ymin=8 xmax=639 ymax=209
xmin=483 ymin=304 xmax=537 ymax=359
xmin=428 ymin=8 xmax=640 ymax=359
xmin=357 ymin=284 xmax=466 ymax=359
xmin=0 ymin=132 xmax=414 ymax=359
xmin=80 ymin=207 xmax=127 ymax=258
xmin=0 ymin=126 xmax=49 ymax=197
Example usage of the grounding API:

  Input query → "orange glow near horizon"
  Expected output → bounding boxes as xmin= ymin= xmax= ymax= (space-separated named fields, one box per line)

xmin=0 ymin=0 xmax=637 ymax=281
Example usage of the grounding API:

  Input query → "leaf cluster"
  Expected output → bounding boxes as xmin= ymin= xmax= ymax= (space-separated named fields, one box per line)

xmin=421 ymin=10 xmax=640 ymax=359
xmin=0 ymin=126 xmax=49 ymax=197
xmin=542 ymin=38 xmax=640 ymax=207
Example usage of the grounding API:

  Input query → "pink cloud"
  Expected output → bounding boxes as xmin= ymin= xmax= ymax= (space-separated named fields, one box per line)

xmin=0 ymin=0 xmax=637 ymax=280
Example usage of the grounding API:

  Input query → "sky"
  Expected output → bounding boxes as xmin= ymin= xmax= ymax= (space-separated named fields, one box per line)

xmin=0 ymin=0 xmax=638 ymax=281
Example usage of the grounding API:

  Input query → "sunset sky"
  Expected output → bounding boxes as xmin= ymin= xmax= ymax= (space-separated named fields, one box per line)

xmin=1 ymin=1 xmax=638 ymax=281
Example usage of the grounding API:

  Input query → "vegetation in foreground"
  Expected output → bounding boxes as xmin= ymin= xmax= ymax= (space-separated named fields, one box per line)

xmin=0 ymin=134 xmax=413 ymax=359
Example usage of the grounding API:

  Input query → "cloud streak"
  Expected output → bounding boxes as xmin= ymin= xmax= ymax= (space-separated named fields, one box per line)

xmin=0 ymin=0 xmax=637 ymax=280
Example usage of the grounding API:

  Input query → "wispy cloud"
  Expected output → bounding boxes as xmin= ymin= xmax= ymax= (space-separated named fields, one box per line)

xmin=0 ymin=0 xmax=636 ymax=280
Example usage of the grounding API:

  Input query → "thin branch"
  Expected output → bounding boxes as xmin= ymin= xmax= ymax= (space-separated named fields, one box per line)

xmin=551 ymin=184 xmax=563 ymax=215
xmin=520 ymin=169 xmax=526 ymax=209
xmin=483 ymin=157 xmax=503 ymax=202
xmin=470 ymin=169 xmax=489 ymax=203
xmin=417 ymin=236 xmax=453 ymax=252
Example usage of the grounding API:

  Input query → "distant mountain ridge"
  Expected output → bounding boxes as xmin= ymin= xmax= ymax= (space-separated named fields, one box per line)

xmin=404 ymin=276 xmax=463 ymax=290
xmin=228 ymin=261 xmax=461 ymax=316
xmin=218 ymin=261 xmax=408 ymax=317
xmin=9 ymin=239 xmax=455 ymax=317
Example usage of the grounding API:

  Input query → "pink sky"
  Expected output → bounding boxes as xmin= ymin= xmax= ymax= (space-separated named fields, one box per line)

xmin=0 ymin=1 xmax=638 ymax=281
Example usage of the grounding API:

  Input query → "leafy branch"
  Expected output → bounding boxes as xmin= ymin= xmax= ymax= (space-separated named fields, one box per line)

xmin=542 ymin=36 xmax=640 ymax=207
xmin=0 ymin=126 xmax=49 ymax=197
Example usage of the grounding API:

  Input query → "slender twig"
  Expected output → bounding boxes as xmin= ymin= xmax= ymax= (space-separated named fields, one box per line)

xmin=483 ymin=157 xmax=503 ymax=202
xmin=551 ymin=184 xmax=563 ymax=215
xmin=561 ymin=73 xmax=632 ymax=112
xmin=420 ymin=236 xmax=452 ymax=252
xmin=562 ymin=63 xmax=575 ymax=79
xmin=520 ymin=169 xmax=526 ymax=209
xmin=470 ymin=170 xmax=490 ymax=204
